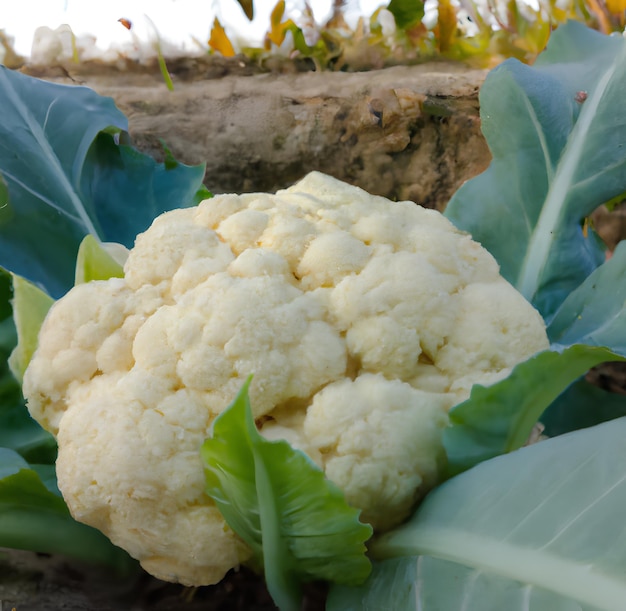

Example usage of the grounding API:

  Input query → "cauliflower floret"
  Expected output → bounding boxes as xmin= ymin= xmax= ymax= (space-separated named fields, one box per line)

xmin=23 ymin=172 xmax=549 ymax=586
xmin=300 ymin=374 xmax=450 ymax=531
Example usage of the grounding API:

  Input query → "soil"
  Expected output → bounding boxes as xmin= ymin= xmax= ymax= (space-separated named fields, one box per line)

xmin=0 ymin=549 xmax=306 ymax=611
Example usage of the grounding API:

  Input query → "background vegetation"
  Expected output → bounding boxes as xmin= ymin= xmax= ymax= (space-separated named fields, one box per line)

xmin=1 ymin=0 xmax=624 ymax=71
xmin=211 ymin=0 xmax=626 ymax=68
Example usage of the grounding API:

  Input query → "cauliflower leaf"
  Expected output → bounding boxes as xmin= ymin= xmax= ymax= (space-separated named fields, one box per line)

xmin=443 ymin=344 xmax=626 ymax=475
xmin=0 ymin=271 xmax=55 ymax=464
xmin=8 ymin=274 xmax=54 ymax=384
xmin=202 ymin=377 xmax=373 ymax=610
xmin=330 ymin=418 xmax=626 ymax=610
xmin=74 ymin=235 xmax=126 ymax=285
xmin=541 ymin=378 xmax=626 ymax=438
xmin=442 ymin=22 xmax=626 ymax=476
xmin=0 ymin=447 xmax=136 ymax=572
xmin=0 ymin=67 xmax=206 ymax=298
xmin=445 ymin=21 xmax=626 ymax=321
xmin=547 ymin=240 xmax=626 ymax=352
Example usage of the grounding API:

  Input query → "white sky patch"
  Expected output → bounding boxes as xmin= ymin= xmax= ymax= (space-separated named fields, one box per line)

xmin=1 ymin=0 xmax=387 ymax=58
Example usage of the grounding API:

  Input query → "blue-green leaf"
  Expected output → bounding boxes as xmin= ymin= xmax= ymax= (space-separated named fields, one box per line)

xmin=0 ymin=67 xmax=205 ymax=298
xmin=79 ymin=131 xmax=206 ymax=252
xmin=547 ymin=240 xmax=626 ymax=353
xmin=445 ymin=22 xmax=626 ymax=320
xmin=331 ymin=418 xmax=626 ymax=610
xmin=541 ymin=378 xmax=626 ymax=437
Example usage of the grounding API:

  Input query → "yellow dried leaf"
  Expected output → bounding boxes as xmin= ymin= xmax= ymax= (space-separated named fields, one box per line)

xmin=266 ymin=0 xmax=287 ymax=47
xmin=437 ymin=0 xmax=458 ymax=53
xmin=606 ymin=0 xmax=626 ymax=14
xmin=209 ymin=18 xmax=236 ymax=57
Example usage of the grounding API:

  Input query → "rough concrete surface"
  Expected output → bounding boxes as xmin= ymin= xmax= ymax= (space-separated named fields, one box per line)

xmin=39 ymin=62 xmax=491 ymax=210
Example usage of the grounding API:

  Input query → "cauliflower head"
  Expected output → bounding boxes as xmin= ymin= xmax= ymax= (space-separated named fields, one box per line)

xmin=23 ymin=172 xmax=548 ymax=586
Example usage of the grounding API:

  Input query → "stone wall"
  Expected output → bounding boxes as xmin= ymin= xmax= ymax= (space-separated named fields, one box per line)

xmin=43 ymin=62 xmax=491 ymax=211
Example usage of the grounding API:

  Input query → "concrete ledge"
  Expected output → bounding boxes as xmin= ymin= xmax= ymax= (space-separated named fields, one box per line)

xmin=40 ymin=62 xmax=491 ymax=210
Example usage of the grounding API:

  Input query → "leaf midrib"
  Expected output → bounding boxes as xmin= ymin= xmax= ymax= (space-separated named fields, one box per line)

xmin=0 ymin=69 xmax=100 ymax=238
xmin=515 ymin=49 xmax=623 ymax=305
xmin=399 ymin=527 xmax=626 ymax=611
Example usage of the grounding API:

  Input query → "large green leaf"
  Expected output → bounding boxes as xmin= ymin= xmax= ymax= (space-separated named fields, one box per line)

xmin=444 ymin=22 xmax=626 ymax=320
xmin=329 ymin=555 xmax=608 ymax=610
xmin=541 ymin=378 xmax=626 ymax=437
xmin=330 ymin=418 xmax=626 ymax=610
xmin=202 ymin=378 xmax=372 ymax=611
xmin=79 ymin=131 xmax=206 ymax=252
xmin=0 ymin=68 xmax=124 ymax=297
xmin=443 ymin=345 xmax=625 ymax=475
xmin=0 ymin=68 xmax=205 ymax=298
xmin=0 ymin=448 xmax=136 ymax=572
xmin=547 ymin=240 xmax=626 ymax=352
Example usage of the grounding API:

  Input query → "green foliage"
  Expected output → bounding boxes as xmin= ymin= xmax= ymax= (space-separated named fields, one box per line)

xmin=0 ymin=271 xmax=54 ymax=464
xmin=0 ymin=67 xmax=206 ymax=298
xmin=202 ymin=377 xmax=372 ymax=610
xmin=541 ymin=378 xmax=626 ymax=437
xmin=208 ymin=0 xmax=626 ymax=70
xmin=441 ymin=23 xmax=626 ymax=475
xmin=329 ymin=418 xmax=626 ymax=610
xmin=330 ymin=20 xmax=626 ymax=610
xmin=0 ymin=270 xmax=121 ymax=567
xmin=74 ymin=235 xmax=125 ymax=285
xmin=445 ymin=22 xmax=626 ymax=320
xmin=0 ymin=448 xmax=136 ymax=572
xmin=8 ymin=274 xmax=54 ymax=384
xmin=387 ymin=0 xmax=425 ymax=29
xmin=0 ymin=396 xmax=56 ymax=465
xmin=440 ymin=20 xmax=626 ymax=468
xmin=0 ymin=174 xmax=8 ymax=209
xmin=443 ymin=345 xmax=625 ymax=475
xmin=547 ymin=240 xmax=626 ymax=349
xmin=0 ymin=69 xmax=207 ymax=572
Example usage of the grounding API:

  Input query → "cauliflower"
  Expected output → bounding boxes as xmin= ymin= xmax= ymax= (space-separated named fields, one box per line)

xmin=23 ymin=172 xmax=548 ymax=586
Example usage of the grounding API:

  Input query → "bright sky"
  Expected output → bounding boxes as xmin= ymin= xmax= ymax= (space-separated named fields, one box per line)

xmin=2 ymin=0 xmax=386 ymax=58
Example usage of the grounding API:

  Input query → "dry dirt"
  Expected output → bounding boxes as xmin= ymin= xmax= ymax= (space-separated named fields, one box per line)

xmin=0 ymin=548 xmax=287 ymax=611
